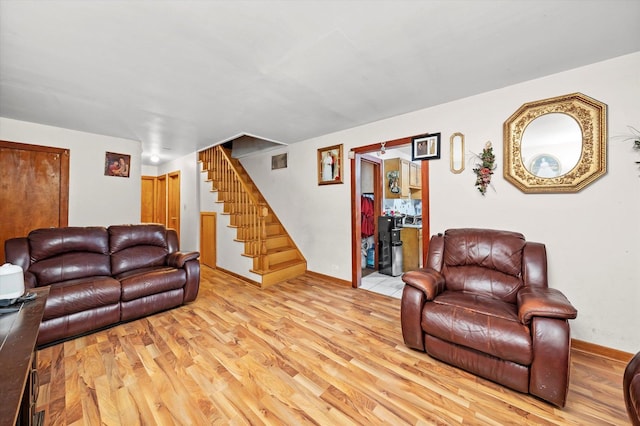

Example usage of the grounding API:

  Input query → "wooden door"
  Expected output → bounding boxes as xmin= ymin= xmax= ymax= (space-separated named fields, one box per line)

xmin=156 ymin=174 xmax=167 ymax=225
xmin=199 ymin=212 xmax=216 ymax=268
xmin=351 ymin=153 xmax=382 ymax=288
xmin=167 ymin=171 xmax=180 ymax=241
xmin=0 ymin=141 xmax=69 ymax=262
xmin=141 ymin=176 xmax=157 ymax=223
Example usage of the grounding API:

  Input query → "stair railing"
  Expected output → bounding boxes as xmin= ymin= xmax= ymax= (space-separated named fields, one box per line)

xmin=199 ymin=146 xmax=268 ymax=261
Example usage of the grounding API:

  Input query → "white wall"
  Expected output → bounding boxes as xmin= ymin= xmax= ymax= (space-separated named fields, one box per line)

xmin=0 ymin=118 xmax=142 ymax=226
xmin=157 ymin=152 xmax=200 ymax=252
xmin=142 ymin=164 xmax=158 ymax=176
xmin=239 ymin=52 xmax=640 ymax=353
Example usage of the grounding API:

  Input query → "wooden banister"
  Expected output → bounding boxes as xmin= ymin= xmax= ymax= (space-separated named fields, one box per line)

xmin=198 ymin=144 xmax=306 ymax=286
xmin=199 ymin=145 xmax=269 ymax=257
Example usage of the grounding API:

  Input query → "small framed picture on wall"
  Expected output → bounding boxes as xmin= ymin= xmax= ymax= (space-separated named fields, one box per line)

xmin=317 ymin=144 xmax=343 ymax=185
xmin=104 ymin=152 xmax=130 ymax=177
xmin=412 ymin=133 xmax=441 ymax=161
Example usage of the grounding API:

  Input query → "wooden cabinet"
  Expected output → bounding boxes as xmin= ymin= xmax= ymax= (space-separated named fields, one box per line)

xmin=401 ymin=227 xmax=423 ymax=272
xmin=409 ymin=162 xmax=421 ymax=188
xmin=0 ymin=288 xmax=48 ymax=426
xmin=384 ymin=158 xmax=420 ymax=198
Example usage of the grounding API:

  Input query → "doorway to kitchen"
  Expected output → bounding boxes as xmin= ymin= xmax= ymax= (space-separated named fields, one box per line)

xmin=350 ymin=135 xmax=430 ymax=297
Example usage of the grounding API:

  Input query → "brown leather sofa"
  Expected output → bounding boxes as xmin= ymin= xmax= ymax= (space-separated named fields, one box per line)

xmin=4 ymin=224 xmax=200 ymax=346
xmin=625 ymin=351 xmax=640 ymax=425
xmin=401 ymin=228 xmax=577 ymax=407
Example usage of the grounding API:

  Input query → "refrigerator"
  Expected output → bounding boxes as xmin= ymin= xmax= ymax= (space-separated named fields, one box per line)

xmin=378 ymin=216 xmax=403 ymax=276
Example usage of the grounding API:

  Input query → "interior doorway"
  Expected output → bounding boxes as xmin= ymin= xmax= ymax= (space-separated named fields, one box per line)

xmin=350 ymin=135 xmax=430 ymax=290
xmin=140 ymin=171 xmax=180 ymax=241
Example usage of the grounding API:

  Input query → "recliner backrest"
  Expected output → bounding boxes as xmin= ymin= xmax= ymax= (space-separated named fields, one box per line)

xmin=109 ymin=224 xmax=169 ymax=275
xmin=441 ymin=228 xmax=526 ymax=303
xmin=27 ymin=226 xmax=111 ymax=286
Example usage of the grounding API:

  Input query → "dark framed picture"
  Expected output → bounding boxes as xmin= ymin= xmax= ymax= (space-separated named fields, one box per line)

xmin=317 ymin=144 xmax=343 ymax=185
xmin=271 ymin=153 xmax=288 ymax=170
xmin=412 ymin=133 xmax=441 ymax=161
xmin=104 ymin=152 xmax=130 ymax=177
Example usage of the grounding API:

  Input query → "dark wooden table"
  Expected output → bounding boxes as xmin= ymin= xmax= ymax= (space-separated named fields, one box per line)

xmin=0 ymin=287 xmax=48 ymax=426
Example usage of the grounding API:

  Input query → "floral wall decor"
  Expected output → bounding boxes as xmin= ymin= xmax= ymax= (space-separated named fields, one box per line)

xmin=473 ymin=141 xmax=496 ymax=195
xmin=625 ymin=126 xmax=640 ymax=174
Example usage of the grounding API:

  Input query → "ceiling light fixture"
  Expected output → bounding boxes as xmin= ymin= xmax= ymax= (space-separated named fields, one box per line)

xmin=379 ymin=141 xmax=386 ymax=155
xmin=150 ymin=154 xmax=160 ymax=163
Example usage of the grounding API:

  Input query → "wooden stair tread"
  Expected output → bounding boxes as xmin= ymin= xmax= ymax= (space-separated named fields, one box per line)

xmin=250 ymin=258 xmax=307 ymax=275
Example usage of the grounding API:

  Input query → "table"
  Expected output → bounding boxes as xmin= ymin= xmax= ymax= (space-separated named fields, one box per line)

xmin=0 ymin=287 xmax=48 ymax=426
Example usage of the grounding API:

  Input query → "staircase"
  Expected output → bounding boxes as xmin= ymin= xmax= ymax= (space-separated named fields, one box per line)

xmin=198 ymin=145 xmax=307 ymax=287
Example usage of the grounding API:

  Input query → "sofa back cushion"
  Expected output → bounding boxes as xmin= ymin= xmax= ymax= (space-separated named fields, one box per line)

xmin=442 ymin=228 xmax=525 ymax=303
xmin=109 ymin=224 xmax=168 ymax=275
xmin=27 ymin=227 xmax=111 ymax=286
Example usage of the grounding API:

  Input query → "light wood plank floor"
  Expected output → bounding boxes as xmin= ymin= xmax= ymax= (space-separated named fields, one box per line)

xmin=35 ymin=267 xmax=631 ymax=425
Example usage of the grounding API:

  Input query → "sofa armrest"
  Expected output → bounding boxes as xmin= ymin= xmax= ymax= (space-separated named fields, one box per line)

xmin=23 ymin=271 xmax=37 ymax=289
xmin=166 ymin=251 xmax=200 ymax=268
xmin=517 ymin=286 xmax=577 ymax=325
xmin=401 ymin=268 xmax=445 ymax=301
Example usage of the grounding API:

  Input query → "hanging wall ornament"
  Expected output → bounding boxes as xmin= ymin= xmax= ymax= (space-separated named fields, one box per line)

xmin=472 ymin=141 xmax=496 ymax=196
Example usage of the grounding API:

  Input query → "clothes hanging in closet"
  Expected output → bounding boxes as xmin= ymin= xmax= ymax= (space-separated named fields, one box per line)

xmin=361 ymin=195 xmax=375 ymax=237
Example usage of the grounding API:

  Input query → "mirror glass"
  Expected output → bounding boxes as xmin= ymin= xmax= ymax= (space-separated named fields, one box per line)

xmin=521 ymin=113 xmax=581 ymax=177
xmin=450 ymin=132 xmax=465 ymax=174
xmin=503 ymin=92 xmax=607 ymax=193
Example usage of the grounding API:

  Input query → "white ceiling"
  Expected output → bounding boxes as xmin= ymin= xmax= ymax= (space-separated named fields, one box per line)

xmin=1 ymin=1 xmax=639 ymax=165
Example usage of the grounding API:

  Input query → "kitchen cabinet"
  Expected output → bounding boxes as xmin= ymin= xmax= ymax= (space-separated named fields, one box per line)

xmin=384 ymin=158 xmax=420 ymax=199
xmin=401 ymin=226 xmax=422 ymax=271
xmin=409 ymin=162 xmax=421 ymax=188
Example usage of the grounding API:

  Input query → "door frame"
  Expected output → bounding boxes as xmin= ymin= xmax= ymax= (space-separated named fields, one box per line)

xmin=350 ymin=135 xmax=430 ymax=288
xmin=167 ymin=171 xmax=181 ymax=241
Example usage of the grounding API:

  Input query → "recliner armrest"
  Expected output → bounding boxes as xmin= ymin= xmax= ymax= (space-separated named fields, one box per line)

xmin=401 ymin=268 xmax=445 ymax=300
xmin=166 ymin=251 xmax=200 ymax=268
xmin=517 ymin=287 xmax=577 ymax=324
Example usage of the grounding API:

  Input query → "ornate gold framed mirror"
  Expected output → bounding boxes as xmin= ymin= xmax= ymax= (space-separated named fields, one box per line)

xmin=503 ymin=92 xmax=607 ymax=193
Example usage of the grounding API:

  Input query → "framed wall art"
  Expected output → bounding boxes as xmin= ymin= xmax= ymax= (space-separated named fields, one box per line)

xmin=104 ymin=152 xmax=130 ymax=177
xmin=317 ymin=144 xmax=343 ymax=185
xmin=412 ymin=133 xmax=441 ymax=161
xmin=271 ymin=153 xmax=288 ymax=170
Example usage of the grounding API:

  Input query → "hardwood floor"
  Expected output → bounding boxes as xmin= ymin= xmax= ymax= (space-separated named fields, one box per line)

xmin=35 ymin=267 xmax=630 ymax=425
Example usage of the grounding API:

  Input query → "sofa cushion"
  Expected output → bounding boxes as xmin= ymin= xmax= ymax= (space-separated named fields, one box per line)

xmin=117 ymin=266 xmax=186 ymax=302
xmin=423 ymin=291 xmax=532 ymax=365
xmin=29 ymin=252 xmax=112 ymax=286
xmin=29 ymin=226 xmax=109 ymax=260
xmin=43 ymin=276 xmax=121 ymax=321
xmin=442 ymin=229 xmax=525 ymax=303
xmin=27 ymin=227 xmax=111 ymax=286
xmin=109 ymin=224 xmax=169 ymax=275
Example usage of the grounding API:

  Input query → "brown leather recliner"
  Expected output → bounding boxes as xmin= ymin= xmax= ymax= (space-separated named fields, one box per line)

xmin=625 ymin=351 xmax=640 ymax=425
xmin=401 ymin=228 xmax=577 ymax=407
